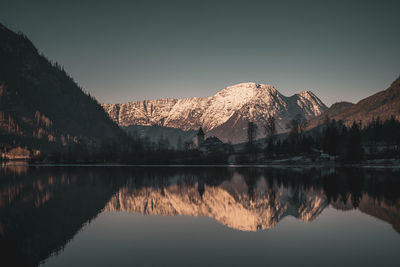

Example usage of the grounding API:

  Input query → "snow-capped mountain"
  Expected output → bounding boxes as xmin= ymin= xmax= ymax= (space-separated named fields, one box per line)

xmin=102 ymin=82 xmax=327 ymax=143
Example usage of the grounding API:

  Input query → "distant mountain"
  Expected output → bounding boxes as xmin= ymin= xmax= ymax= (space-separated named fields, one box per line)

xmin=0 ymin=24 xmax=126 ymax=156
xmin=309 ymin=76 xmax=400 ymax=129
xmin=103 ymin=83 xmax=327 ymax=143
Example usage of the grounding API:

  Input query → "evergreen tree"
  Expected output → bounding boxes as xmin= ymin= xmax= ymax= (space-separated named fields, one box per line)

xmin=264 ymin=115 xmax=276 ymax=157
xmin=246 ymin=121 xmax=258 ymax=162
xmin=343 ymin=121 xmax=362 ymax=163
xmin=176 ymin=136 xmax=183 ymax=151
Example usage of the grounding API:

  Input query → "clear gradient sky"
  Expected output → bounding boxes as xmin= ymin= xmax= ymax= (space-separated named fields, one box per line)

xmin=1 ymin=0 xmax=399 ymax=106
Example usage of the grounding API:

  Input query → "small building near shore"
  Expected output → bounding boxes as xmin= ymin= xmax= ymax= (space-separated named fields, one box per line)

xmin=187 ymin=128 xmax=232 ymax=154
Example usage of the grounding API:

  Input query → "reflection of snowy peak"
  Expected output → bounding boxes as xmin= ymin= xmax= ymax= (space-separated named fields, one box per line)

xmin=102 ymin=83 xmax=327 ymax=143
xmin=104 ymin=175 xmax=328 ymax=231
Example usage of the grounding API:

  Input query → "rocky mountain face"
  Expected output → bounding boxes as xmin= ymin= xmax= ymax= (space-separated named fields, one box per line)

xmin=0 ymin=24 xmax=126 ymax=156
xmin=309 ymin=76 xmax=400 ymax=129
xmin=103 ymin=83 xmax=327 ymax=143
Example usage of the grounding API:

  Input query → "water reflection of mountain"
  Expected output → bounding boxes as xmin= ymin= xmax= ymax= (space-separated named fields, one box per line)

xmin=105 ymin=174 xmax=329 ymax=231
xmin=0 ymin=167 xmax=399 ymax=266
xmin=104 ymin=168 xmax=400 ymax=232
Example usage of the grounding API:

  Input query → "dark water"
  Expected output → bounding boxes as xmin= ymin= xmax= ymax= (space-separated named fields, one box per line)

xmin=0 ymin=166 xmax=399 ymax=267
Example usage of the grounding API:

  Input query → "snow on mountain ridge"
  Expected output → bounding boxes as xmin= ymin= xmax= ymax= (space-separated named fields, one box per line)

xmin=102 ymin=82 xmax=327 ymax=143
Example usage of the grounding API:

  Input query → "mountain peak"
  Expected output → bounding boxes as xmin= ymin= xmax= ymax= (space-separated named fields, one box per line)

xmin=225 ymin=82 xmax=276 ymax=90
xmin=229 ymin=82 xmax=259 ymax=87
xmin=219 ymin=82 xmax=277 ymax=99
xmin=103 ymin=82 xmax=327 ymax=143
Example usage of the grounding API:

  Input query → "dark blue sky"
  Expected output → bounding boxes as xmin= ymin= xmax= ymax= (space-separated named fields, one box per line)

xmin=1 ymin=0 xmax=399 ymax=106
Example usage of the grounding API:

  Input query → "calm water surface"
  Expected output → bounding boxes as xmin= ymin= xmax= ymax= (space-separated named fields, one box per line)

xmin=0 ymin=166 xmax=399 ymax=266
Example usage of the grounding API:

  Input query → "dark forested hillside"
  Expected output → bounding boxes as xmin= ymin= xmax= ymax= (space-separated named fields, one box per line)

xmin=0 ymin=24 xmax=126 ymax=157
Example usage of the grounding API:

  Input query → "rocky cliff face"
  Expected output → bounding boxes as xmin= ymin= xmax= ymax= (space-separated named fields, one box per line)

xmin=103 ymin=83 xmax=327 ymax=143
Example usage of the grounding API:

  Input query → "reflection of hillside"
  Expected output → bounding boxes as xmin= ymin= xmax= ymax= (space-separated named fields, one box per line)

xmin=330 ymin=193 xmax=400 ymax=233
xmin=358 ymin=195 xmax=400 ymax=233
xmin=0 ymin=167 xmax=123 ymax=267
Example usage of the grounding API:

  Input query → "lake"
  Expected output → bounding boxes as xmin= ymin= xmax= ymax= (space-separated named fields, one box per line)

xmin=0 ymin=166 xmax=399 ymax=266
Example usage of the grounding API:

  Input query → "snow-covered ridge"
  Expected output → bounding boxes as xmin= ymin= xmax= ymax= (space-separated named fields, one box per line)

xmin=102 ymin=82 xmax=327 ymax=143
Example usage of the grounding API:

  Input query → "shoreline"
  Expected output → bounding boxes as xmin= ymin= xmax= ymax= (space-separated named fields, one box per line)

xmin=1 ymin=161 xmax=400 ymax=169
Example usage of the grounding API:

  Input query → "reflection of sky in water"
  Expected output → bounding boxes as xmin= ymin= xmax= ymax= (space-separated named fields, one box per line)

xmin=42 ymin=209 xmax=400 ymax=267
